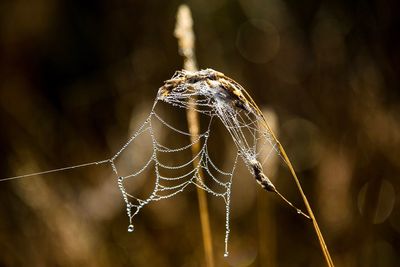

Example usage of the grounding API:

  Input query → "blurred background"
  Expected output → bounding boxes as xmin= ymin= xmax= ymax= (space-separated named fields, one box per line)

xmin=0 ymin=0 xmax=399 ymax=266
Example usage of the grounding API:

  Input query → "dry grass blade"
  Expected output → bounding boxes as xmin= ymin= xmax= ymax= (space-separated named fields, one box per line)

xmin=174 ymin=5 xmax=215 ymax=267
xmin=241 ymin=88 xmax=335 ymax=267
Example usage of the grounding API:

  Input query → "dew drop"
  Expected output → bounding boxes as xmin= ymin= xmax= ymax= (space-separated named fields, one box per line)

xmin=224 ymin=252 xmax=229 ymax=258
xmin=127 ymin=224 xmax=134 ymax=233
xmin=297 ymin=209 xmax=301 ymax=214
xmin=204 ymin=132 xmax=209 ymax=138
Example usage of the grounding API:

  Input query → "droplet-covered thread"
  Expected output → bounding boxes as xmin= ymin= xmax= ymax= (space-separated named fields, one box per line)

xmin=110 ymin=69 xmax=280 ymax=256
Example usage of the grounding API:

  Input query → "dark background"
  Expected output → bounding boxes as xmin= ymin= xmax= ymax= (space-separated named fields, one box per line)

xmin=0 ymin=0 xmax=399 ymax=266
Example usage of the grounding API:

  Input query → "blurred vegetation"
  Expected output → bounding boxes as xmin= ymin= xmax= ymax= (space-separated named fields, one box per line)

xmin=0 ymin=0 xmax=399 ymax=266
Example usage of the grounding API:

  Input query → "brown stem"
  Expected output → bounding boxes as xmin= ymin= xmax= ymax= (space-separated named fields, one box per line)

xmin=175 ymin=5 xmax=215 ymax=267
xmin=279 ymin=145 xmax=335 ymax=267
xmin=237 ymin=84 xmax=335 ymax=267
xmin=262 ymin=123 xmax=335 ymax=267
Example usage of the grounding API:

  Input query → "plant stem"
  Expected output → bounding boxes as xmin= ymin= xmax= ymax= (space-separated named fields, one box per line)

xmin=238 ymin=83 xmax=335 ymax=267
xmin=175 ymin=5 xmax=215 ymax=267
xmin=263 ymin=119 xmax=335 ymax=267
xmin=279 ymin=144 xmax=335 ymax=267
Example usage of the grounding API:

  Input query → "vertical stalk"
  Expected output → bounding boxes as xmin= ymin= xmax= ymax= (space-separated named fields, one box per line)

xmin=175 ymin=5 xmax=215 ymax=267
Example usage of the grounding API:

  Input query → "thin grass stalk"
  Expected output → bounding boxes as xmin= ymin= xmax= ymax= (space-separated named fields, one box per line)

xmin=279 ymin=146 xmax=334 ymax=267
xmin=175 ymin=5 xmax=215 ymax=267
xmin=242 ymin=90 xmax=335 ymax=267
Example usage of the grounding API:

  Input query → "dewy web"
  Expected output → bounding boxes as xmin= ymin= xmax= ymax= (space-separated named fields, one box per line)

xmin=1 ymin=68 xmax=309 ymax=257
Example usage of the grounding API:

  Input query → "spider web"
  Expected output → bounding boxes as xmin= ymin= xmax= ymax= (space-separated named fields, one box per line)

xmin=0 ymin=69 xmax=281 ymax=257
xmin=108 ymin=69 xmax=280 ymax=257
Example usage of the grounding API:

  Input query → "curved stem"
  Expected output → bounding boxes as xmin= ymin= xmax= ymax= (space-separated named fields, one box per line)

xmin=278 ymin=145 xmax=334 ymax=267
xmin=239 ymin=83 xmax=334 ymax=267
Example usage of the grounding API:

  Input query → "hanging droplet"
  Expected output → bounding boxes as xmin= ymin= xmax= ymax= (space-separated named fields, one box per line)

xmin=204 ymin=132 xmax=209 ymax=138
xmin=224 ymin=252 xmax=229 ymax=258
xmin=127 ymin=224 xmax=134 ymax=232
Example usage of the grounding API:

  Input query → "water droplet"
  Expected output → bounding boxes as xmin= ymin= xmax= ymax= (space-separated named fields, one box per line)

xmin=204 ymin=132 xmax=209 ymax=138
xmin=224 ymin=252 xmax=229 ymax=258
xmin=297 ymin=209 xmax=301 ymax=214
xmin=127 ymin=224 xmax=134 ymax=232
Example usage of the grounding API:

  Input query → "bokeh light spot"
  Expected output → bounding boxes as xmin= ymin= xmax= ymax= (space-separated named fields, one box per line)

xmin=358 ymin=179 xmax=395 ymax=224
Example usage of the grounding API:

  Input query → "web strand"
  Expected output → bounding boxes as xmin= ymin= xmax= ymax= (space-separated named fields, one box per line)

xmin=0 ymin=159 xmax=110 ymax=182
